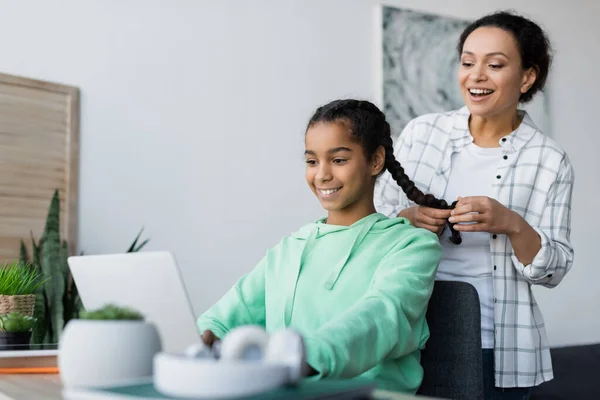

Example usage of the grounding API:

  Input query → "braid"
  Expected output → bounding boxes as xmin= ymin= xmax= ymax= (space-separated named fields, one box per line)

xmin=306 ymin=99 xmax=462 ymax=245
xmin=380 ymin=123 xmax=462 ymax=245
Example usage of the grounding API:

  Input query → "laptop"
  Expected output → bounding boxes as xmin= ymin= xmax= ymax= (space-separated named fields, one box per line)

xmin=64 ymin=252 xmax=378 ymax=399
xmin=67 ymin=251 xmax=203 ymax=354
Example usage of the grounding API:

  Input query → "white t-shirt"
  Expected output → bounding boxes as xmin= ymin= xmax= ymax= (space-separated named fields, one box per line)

xmin=437 ymin=142 xmax=503 ymax=349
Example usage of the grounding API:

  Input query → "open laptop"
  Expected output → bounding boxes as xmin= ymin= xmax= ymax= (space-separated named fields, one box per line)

xmin=67 ymin=251 xmax=203 ymax=354
xmin=65 ymin=252 xmax=377 ymax=400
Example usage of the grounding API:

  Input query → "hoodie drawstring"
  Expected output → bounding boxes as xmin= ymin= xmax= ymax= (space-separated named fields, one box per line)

xmin=283 ymin=214 xmax=380 ymax=325
xmin=283 ymin=227 xmax=318 ymax=326
xmin=323 ymin=216 xmax=378 ymax=290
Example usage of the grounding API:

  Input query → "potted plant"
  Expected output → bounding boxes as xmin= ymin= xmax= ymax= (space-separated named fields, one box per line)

xmin=58 ymin=304 xmax=162 ymax=389
xmin=19 ymin=189 xmax=151 ymax=346
xmin=0 ymin=312 xmax=37 ymax=350
xmin=0 ymin=260 xmax=46 ymax=317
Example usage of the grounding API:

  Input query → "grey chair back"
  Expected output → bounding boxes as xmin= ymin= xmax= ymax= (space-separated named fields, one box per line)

xmin=417 ymin=280 xmax=484 ymax=399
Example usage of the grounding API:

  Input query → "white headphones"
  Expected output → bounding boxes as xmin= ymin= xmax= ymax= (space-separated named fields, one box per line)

xmin=154 ymin=325 xmax=307 ymax=399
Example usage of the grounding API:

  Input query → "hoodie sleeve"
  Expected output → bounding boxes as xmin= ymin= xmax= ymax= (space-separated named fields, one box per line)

xmin=303 ymin=228 xmax=441 ymax=379
xmin=196 ymin=255 xmax=267 ymax=339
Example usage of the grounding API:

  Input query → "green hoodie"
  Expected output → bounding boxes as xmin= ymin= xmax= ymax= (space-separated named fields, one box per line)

xmin=197 ymin=213 xmax=442 ymax=393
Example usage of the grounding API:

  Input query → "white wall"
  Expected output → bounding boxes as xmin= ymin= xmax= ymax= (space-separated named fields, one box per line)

xmin=0 ymin=0 xmax=597 ymax=347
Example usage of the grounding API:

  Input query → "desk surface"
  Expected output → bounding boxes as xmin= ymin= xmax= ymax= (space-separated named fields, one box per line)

xmin=0 ymin=374 xmax=427 ymax=400
xmin=0 ymin=375 xmax=63 ymax=400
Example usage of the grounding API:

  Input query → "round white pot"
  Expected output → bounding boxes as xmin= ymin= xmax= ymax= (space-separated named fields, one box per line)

xmin=58 ymin=320 xmax=162 ymax=388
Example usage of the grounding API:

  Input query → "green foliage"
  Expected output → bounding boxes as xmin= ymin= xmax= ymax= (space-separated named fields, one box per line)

xmin=79 ymin=304 xmax=144 ymax=321
xmin=127 ymin=228 xmax=150 ymax=253
xmin=18 ymin=189 xmax=150 ymax=345
xmin=39 ymin=190 xmax=65 ymax=344
xmin=0 ymin=260 xmax=47 ymax=296
xmin=19 ymin=241 xmax=29 ymax=265
xmin=0 ymin=312 xmax=37 ymax=333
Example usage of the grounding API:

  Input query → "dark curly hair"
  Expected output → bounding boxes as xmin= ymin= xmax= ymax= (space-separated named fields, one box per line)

xmin=457 ymin=10 xmax=553 ymax=103
xmin=306 ymin=99 xmax=461 ymax=245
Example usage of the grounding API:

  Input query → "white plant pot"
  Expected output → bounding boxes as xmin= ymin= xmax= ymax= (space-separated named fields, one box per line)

xmin=58 ymin=320 xmax=162 ymax=388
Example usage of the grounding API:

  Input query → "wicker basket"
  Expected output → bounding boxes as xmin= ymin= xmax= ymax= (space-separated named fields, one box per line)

xmin=0 ymin=294 xmax=36 ymax=317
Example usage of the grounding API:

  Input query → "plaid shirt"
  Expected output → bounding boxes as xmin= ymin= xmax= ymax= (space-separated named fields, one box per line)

xmin=374 ymin=106 xmax=575 ymax=388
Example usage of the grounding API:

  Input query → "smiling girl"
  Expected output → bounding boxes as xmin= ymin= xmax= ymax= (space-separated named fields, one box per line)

xmin=197 ymin=99 xmax=445 ymax=393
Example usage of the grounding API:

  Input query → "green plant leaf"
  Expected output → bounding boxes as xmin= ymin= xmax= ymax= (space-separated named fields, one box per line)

xmin=126 ymin=228 xmax=150 ymax=253
xmin=19 ymin=240 xmax=29 ymax=265
xmin=40 ymin=190 xmax=65 ymax=344
xmin=133 ymin=238 xmax=150 ymax=252
xmin=79 ymin=304 xmax=144 ymax=321
xmin=29 ymin=233 xmax=48 ymax=345
xmin=0 ymin=260 xmax=47 ymax=295
xmin=0 ymin=312 xmax=36 ymax=333
xmin=62 ymin=240 xmax=78 ymax=326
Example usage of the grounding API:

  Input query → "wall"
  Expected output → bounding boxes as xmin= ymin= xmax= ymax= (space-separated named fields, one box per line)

xmin=0 ymin=0 xmax=597 ymax=347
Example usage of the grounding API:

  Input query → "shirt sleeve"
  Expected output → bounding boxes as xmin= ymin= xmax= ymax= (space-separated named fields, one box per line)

xmin=374 ymin=119 xmax=416 ymax=217
xmin=303 ymin=227 xmax=442 ymax=379
xmin=511 ymin=153 xmax=575 ymax=288
xmin=196 ymin=255 xmax=267 ymax=338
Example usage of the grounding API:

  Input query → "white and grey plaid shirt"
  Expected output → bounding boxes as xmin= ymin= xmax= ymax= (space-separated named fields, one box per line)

xmin=374 ymin=106 xmax=575 ymax=388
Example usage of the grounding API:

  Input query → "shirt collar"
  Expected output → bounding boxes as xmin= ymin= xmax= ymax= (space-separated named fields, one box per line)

xmin=450 ymin=106 xmax=539 ymax=152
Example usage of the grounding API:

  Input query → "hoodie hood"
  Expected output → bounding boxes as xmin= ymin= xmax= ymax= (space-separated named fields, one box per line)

xmin=290 ymin=212 xmax=403 ymax=240
xmin=283 ymin=213 xmax=407 ymax=325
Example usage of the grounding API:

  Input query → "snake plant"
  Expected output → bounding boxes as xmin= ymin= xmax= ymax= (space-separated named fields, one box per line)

xmin=19 ymin=189 xmax=150 ymax=345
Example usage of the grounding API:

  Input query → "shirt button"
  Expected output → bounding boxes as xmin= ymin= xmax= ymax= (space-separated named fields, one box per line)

xmin=492 ymin=234 xmax=498 ymax=239
xmin=496 ymin=175 xmax=501 ymax=179
xmin=503 ymin=155 xmax=508 ymax=160
xmin=494 ymin=298 xmax=497 ymax=303
xmin=548 ymin=274 xmax=553 ymax=278
xmin=494 ymin=265 xmax=497 ymax=270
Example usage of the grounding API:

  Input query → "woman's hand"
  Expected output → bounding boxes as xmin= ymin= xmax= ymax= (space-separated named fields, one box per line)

xmin=449 ymin=196 xmax=541 ymax=265
xmin=399 ymin=205 xmax=452 ymax=235
xmin=448 ymin=196 xmax=520 ymax=234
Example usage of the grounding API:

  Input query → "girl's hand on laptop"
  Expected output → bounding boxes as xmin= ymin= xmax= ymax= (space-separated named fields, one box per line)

xmin=201 ymin=329 xmax=220 ymax=347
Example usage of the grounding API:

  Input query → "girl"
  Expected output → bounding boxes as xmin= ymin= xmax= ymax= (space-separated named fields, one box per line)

xmin=197 ymin=99 xmax=446 ymax=393
xmin=375 ymin=10 xmax=574 ymax=399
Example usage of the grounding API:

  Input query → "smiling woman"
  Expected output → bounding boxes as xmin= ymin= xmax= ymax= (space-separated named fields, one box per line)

xmin=374 ymin=10 xmax=574 ymax=400
xmin=195 ymin=99 xmax=445 ymax=394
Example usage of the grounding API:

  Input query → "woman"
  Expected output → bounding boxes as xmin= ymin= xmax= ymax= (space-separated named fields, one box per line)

xmin=374 ymin=10 xmax=574 ymax=399
xmin=197 ymin=99 xmax=445 ymax=393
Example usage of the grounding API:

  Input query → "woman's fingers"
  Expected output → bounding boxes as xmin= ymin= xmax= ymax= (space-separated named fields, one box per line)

xmin=416 ymin=212 xmax=448 ymax=227
xmin=453 ymin=222 xmax=488 ymax=232
xmin=420 ymin=206 xmax=452 ymax=220
xmin=449 ymin=212 xmax=485 ymax=224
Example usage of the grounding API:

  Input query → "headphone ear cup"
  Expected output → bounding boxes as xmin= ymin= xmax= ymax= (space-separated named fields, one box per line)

xmin=264 ymin=328 xmax=306 ymax=385
xmin=219 ymin=325 xmax=269 ymax=362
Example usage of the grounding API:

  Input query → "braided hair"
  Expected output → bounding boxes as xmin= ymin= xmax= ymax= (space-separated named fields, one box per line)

xmin=306 ymin=99 xmax=461 ymax=245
